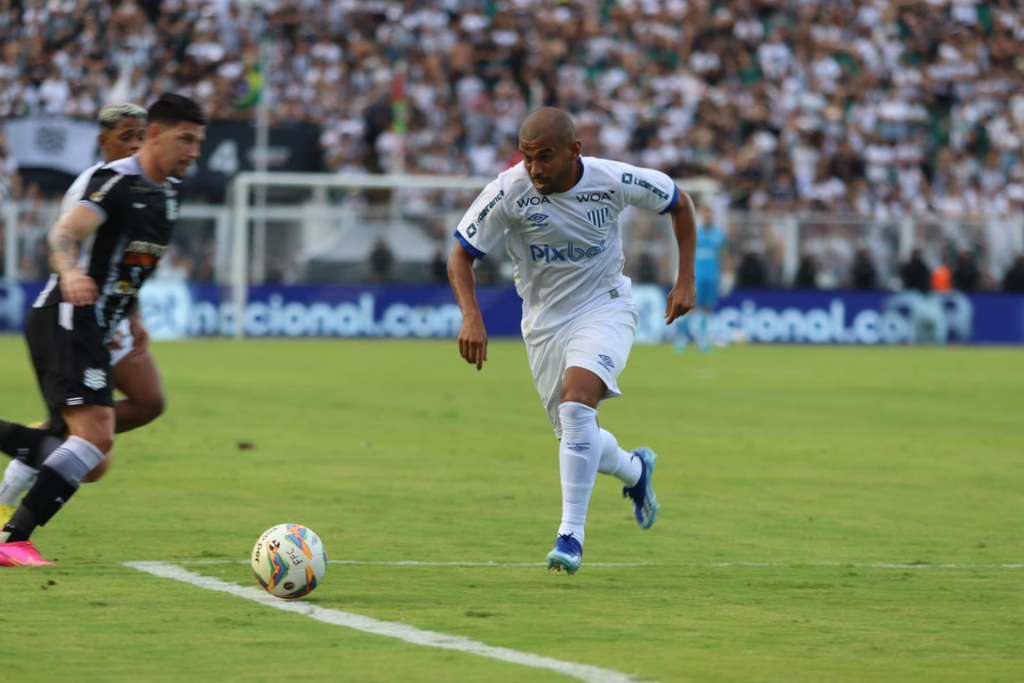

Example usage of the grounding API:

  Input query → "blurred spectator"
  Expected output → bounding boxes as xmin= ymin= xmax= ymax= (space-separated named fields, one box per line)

xmin=901 ymin=249 xmax=932 ymax=293
xmin=1002 ymin=255 xmax=1024 ymax=292
xmin=735 ymin=250 xmax=768 ymax=289
xmin=1 ymin=0 xmax=1023 ymax=290
xmin=0 ymin=131 xmax=19 ymax=200
xmin=369 ymin=236 xmax=395 ymax=283
xmin=430 ymin=248 xmax=448 ymax=284
xmin=849 ymin=248 xmax=878 ymax=290
xmin=951 ymin=249 xmax=981 ymax=292
xmin=1 ymin=0 xmax=1021 ymax=225
xmin=634 ymin=251 xmax=660 ymax=284
xmin=931 ymin=261 xmax=952 ymax=293
xmin=793 ymin=254 xmax=819 ymax=290
xmin=473 ymin=254 xmax=499 ymax=285
xmin=156 ymin=244 xmax=193 ymax=281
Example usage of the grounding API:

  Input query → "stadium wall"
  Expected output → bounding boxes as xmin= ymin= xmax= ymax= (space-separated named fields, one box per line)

xmin=1 ymin=281 xmax=1023 ymax=345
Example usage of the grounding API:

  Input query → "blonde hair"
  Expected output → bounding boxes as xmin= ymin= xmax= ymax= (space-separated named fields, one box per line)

xmin=97 ymin=102 xmax=147 ymax=130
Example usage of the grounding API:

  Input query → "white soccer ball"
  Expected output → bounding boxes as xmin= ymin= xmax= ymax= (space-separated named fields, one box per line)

xmin=251 ymin=523 xmax=327 ymax=599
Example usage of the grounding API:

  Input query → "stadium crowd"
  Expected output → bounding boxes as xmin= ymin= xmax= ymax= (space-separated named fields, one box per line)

xmin=2 ymin=0 xmax=1024 ymax=288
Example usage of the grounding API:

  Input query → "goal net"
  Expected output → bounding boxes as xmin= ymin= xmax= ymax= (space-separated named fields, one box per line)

xmin=223 ymin=171 xmax=721 ymax=338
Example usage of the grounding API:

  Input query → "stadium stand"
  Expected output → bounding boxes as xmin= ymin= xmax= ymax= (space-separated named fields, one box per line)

xmin=1 ymin=0 xmax=1023 ymax=288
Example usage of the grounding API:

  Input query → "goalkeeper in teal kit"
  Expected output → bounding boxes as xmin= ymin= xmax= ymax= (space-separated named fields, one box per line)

xmin=675 ymin=205 xmax=726 ymax=353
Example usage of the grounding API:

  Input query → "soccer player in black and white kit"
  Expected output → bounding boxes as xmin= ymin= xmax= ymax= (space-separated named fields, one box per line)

xmin=0 ymin=102 xmax=160 ymax=520
xmin=0 ymin=93 xmax=205 ymax=567
xmin=449 ymin=107 xmax=698 ymax=575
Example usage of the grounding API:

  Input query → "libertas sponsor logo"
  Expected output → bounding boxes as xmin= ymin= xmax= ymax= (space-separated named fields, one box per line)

xmin=529 ymin=240 xmax=607 ymax=263
xmin=475 ymin=189 xmax=505 ymax=223
xmin=620 ymin=172 xmax=669 ymax=200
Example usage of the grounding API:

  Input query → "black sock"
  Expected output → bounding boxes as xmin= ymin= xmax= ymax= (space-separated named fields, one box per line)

xmin=18 ymin=466 xmax=78 ymax=531
xmin=0 ymin=420 xmax=60 ymax=466
xmin=2 ymin=508 xmax=36 ymax=542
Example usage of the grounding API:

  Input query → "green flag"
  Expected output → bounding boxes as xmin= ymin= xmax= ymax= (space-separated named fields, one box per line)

xmin=235 ymin=62 xmax=263 ymax=109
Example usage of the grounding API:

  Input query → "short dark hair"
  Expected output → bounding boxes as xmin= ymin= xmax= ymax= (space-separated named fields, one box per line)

xmin=147 ymin=93 xmax=206 ymax=128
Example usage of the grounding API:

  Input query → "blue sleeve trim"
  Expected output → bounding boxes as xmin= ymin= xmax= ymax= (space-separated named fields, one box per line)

xmin=658 ymin=185 xmax=680 ymax=215
xmin=454 ymin=230 xmax=486 ymax=259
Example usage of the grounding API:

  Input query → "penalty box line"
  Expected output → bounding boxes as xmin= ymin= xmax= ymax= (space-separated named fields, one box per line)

xmin=124 ymin=561 xmax=644 ymax=683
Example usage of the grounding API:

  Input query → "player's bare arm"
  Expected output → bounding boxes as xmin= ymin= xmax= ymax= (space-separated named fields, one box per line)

xmin=665 ymin=188 xmax=698 ymax=324
xmin=48 ymin=204 xmax=104 ymax=306
xmin=447 ymin=242 xmax=488 ymax=371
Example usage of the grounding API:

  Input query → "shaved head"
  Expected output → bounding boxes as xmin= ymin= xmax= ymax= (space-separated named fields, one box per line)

xmin=517 ymin=107 xmax=583 ymax=194
xmin=519 ymin=107 xmax=577 ymax=146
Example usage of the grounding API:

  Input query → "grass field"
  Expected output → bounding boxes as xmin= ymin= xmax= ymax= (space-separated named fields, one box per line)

xmin=1 ymin=335 xmax=1022 ymax=682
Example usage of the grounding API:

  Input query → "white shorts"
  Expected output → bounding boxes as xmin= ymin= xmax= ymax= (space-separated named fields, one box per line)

xmin=526 ymin=301 xmax=638 ymax=438
xmin=108 ymin=318 xmax=135 ymax=367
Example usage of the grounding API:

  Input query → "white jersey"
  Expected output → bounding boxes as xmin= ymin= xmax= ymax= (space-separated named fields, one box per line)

xmin=455 ymin=156 xmax=679 ymax=339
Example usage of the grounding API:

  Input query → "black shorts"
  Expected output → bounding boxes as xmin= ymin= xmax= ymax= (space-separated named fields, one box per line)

xmin=25 ymin=303 xmax=114 ymax=430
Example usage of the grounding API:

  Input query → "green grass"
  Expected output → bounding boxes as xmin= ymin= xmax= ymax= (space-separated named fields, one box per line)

xmin=1 ymin=336 xmax=1022 ymax=682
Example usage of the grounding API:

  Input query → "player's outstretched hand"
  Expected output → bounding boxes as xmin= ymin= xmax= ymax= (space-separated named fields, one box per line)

xmin=665 ymin=280 xmax=696 ymax=324
xmin=457 ymin=314 xmax=488 ymax=371
xmin=60 ymin=269 xmax=99 ymax=306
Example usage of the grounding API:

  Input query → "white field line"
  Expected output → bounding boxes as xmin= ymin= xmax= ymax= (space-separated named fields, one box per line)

xmin=171 ymin=559 xmax=1024 ymax=569
xmin=124 ymin=561 xmax=642 ymax=683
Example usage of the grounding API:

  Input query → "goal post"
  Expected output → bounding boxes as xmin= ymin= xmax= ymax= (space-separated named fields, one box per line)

xmin=225 ymin=171 xmax=721 ymax=338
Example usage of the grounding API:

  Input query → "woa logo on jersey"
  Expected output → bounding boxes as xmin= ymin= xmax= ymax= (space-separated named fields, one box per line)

xmin=529 ymin=240 xmax=607 ymax=263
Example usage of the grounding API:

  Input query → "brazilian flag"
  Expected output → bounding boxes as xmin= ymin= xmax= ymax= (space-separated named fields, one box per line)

xmin=235 ymin=63 xmax=263 ymax=109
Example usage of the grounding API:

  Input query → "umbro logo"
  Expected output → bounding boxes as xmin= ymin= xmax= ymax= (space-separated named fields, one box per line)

xmin=132 ymin=202 xmax=147 ymax=209
xmin=598 ymin=354 xmax=615 ymax=370
xmin=566 ymin=441 xmax=590 ymax=452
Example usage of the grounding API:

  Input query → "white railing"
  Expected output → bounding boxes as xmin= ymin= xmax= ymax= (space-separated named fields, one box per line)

xmin=4 ymin=173 xmax=1020 ymax=340
xmin=224 ymin=171 xmax=720 ymax=337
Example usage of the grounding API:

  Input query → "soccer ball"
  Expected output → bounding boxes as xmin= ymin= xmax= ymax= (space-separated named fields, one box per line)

xmin=251 ymin=523 xmax=327 ymax=599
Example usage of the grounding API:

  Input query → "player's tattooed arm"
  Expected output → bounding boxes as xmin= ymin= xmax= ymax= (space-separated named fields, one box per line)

xmin=48 ymin=222 xmax=80 ymax=274
xmin=47 ymin=204 xmax=104 ymax=305
xmin=46 ymin=205 xmax=103 ymax=275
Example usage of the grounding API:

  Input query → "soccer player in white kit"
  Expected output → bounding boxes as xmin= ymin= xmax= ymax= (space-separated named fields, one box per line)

xmin=448 ymin=107 xmax=697 ymax=574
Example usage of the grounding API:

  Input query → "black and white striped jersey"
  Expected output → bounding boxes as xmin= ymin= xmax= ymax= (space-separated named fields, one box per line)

xmin=34 ymin=155 xmax=183 ymax=342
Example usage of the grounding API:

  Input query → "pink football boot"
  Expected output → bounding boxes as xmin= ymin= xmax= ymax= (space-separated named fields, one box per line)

xmin=0 ymin=541 xmax=56 ymax=567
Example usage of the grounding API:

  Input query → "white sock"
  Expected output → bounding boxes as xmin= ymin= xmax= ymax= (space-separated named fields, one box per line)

xmin=598 ymin=428 xmax=641 ymax=487
xmin=0 ymin=459 xmax=39 ymax=506
xmin=556 ymin=402 xmax=601 ymax=546
xmin=42 ymin=436 xmax=106 ymax=485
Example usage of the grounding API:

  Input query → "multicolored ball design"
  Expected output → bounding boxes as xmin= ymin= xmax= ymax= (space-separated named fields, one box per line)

xmin=251 ymin=523 xmax=327 ymax=599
